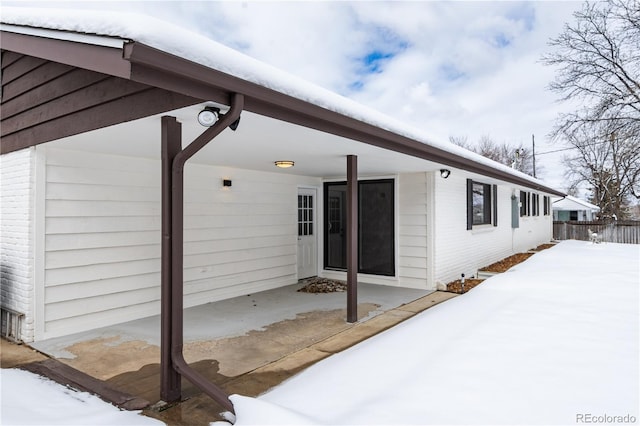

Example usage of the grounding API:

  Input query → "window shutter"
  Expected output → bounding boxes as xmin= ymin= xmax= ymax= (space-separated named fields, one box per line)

xmin=466 ymin=179 xmax=473 ymax=230
xmin=544 ymin=196 xmax=550 ymax=215
xmin=492 ymin=185 xmax=498 ymax=226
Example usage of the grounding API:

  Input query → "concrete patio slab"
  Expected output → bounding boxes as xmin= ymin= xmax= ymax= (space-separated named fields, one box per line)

xmin=32 ymin=283 xmax=430 ymax=358
xmin=6 ymin=284 xmax=460 ymax=425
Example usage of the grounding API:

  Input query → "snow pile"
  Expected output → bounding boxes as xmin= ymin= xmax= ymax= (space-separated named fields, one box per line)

xmin=0 ymin=369 xmax=163 ymax=425
xmin=0 ymin=7 xmax=553 ymax=191
xmin=221 ymin=241 xmax=639 ymax=425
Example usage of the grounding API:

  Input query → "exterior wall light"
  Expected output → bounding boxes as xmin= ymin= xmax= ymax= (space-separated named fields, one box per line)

xmin=222 ymin=179 xmax=232 ymax=187
xmin=275 ymin=161 xmax=295 ymax=168
xmin=440 ymin=169 xmax=451 ymax=179
xmin=197 ymin=106 xmax=220 ymax=127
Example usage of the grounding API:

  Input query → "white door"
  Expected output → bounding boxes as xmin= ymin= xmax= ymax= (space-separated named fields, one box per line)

xmin=297 ymin=188 xmax=317 ymax=279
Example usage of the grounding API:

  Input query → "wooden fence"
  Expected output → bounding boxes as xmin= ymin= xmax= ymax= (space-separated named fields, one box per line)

xmin=553 ymin=221 xmax=640 ymax=244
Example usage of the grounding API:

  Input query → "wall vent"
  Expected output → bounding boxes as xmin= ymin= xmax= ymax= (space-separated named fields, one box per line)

xmin=1 ymin=307 xmax=24 ymax=343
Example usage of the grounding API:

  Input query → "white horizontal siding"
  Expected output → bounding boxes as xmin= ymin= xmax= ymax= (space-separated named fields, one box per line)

xmin=513 ymin=205 xmax=553 ymax=252
xmin=41 ymin=148 xmax=319 ymax=339
xmin=45 ymin=273 xmax=159 ymax=303
xmin=433 ymin=170 xmax=553 ymax=287
xmin=46 ymin=216 xmax=162 ymax=234
xmin=46 ymin=230 xmax=159 ymax=250
xmin=397 ymin=173 xmax=429 ymax=289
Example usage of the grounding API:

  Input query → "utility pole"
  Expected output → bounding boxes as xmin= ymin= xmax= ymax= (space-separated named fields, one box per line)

xmin=532 ymin=134 xmax=537 ymax=178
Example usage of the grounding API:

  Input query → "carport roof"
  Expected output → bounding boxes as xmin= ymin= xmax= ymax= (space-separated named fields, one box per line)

xmin=1 ymin=7 xmax=564 ymax=196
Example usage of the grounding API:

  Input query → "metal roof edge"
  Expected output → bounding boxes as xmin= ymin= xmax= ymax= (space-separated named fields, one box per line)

xmin=0 ymin=29 xmax=132 ymax=79
xmin=0 ymin=23 xmax=128 ymax=49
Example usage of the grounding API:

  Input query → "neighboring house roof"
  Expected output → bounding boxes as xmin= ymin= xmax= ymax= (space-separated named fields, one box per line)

xmin=0 ymin=7 xmax=565 ymax=196
xmin=553 ymin=195 xmax=600 ymax=211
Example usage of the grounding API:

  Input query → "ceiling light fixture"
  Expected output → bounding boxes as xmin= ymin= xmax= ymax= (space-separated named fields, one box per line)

xmin=275 ymin=161 xmax=295 ymax=168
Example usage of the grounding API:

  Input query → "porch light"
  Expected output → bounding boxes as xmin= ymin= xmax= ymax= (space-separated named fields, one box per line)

xmin=197 ymin=106 xmax=220 ymax=127
xmin=440 ymin=169 xmax=451 ymax=178
xmin=275 ymin=161 xmax=295 ymax=168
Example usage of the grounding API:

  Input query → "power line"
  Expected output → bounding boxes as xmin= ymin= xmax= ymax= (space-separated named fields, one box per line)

xmin=536 ymin=146 xmax=576 ymax=155
xmin=536 ymin=139 xmax=613 ymax=156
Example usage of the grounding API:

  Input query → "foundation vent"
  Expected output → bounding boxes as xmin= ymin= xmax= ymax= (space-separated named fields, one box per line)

xmin=1 ymin=307 xmax=24 ymax=343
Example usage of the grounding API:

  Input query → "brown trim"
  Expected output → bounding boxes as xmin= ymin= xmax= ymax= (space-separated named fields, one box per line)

xmin=3 ymin=61 xmax=75 ymax=104
xmin=492 ymin=184 xmax=498 ymax=227
xmin=123 ymin=42 xmax=564 ymax=196
xmin=2 ymin=77 xmax=149 ymax=136
xmin=0 ymin=30 xmax=131 ymax=78
xmin=466 ymin=179 xmax=473 ymax=231
xmin=20 ymin=359 xmax=149 ymax=411
xmin=346 ymin=155 xmax=358 ymax=323
xmin=1 ymin=54 xmax=47 ymax=85
xmin=1 ymin=88 xmax=200 ymax=154
xmin=129 ymin=60 xmax=231 ymax=107
xmin=1 ymin=50 xmax=24 ymax=69
xmin=2 ymin=65 xmax=93 ymax=113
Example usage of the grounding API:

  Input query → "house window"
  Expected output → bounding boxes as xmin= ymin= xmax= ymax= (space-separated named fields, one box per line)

xmin=323 ymin=179 xmax=395 ymax=276
xmin=570 ymin=210 xmax=578 ymax=221
xmin=467 ymin=179 xmax=497 ymax=229
xmin=532 ymin=193 xmax=540 ymax=216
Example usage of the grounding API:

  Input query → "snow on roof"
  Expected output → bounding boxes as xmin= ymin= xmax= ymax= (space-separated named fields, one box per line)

xmin=553 ymin=195 xmax=600 ymax=211
xmin=1 ymin=7 xmax=558 ymax=192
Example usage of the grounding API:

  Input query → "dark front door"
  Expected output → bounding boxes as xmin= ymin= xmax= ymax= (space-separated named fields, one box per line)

xmin=324 ymin=179 xmax=395 ymax=276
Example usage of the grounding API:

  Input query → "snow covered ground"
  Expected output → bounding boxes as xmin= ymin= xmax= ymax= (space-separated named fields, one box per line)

xmin=0 ymin=369 xmax=163 ymax=425
xmin=1 ymin=241 xmax=637 ymax=425
xmin=223 ymin=241 xmax=639 ymax=425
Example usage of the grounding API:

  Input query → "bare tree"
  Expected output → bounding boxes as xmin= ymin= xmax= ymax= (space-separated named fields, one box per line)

xmin=450 ymin=135 xmax=537 ymax=176
xmin=542 ymin=0 xmax=640 ymax=137
xmin=561 ymin=124 xmax=640 ymax=218
xmin=543 ymin=0 xmax=640 ymax=217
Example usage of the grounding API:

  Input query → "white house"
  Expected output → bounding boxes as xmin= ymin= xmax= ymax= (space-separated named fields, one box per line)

xmin=553 ymin=195 xmax=600 ymax=221
xmin=0 ymin=9 xmax=562 ymax=349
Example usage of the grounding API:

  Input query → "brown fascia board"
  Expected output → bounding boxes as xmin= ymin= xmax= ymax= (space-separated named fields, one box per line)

xmin=124 ymin=42 xmax=564 ymax=197
xmin=0 ymin=31 xmax=562 ymax=196
xmin=0 ymin=30 xmax=131 ymax=79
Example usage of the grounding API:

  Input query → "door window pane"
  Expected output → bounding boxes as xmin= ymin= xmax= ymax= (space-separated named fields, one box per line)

xmin=298 ymin=194 xmax=314 ymax=236
xmin=325 ymin=184 xmax=347 ymax=268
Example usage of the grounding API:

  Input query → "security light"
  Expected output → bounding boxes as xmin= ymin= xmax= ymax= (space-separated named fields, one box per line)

xmin=197 ymin=107 xmax=220 ymax=127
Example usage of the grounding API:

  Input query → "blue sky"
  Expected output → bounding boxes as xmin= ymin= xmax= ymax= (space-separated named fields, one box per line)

xmin=7 ymin=1 xmax=582 ymax=190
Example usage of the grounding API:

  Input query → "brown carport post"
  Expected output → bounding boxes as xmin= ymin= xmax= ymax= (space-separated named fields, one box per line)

xmin=161 ymin=116 xmax=182 ymax=402
xmin=347 ymin=155 xmax=358 ymax=323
